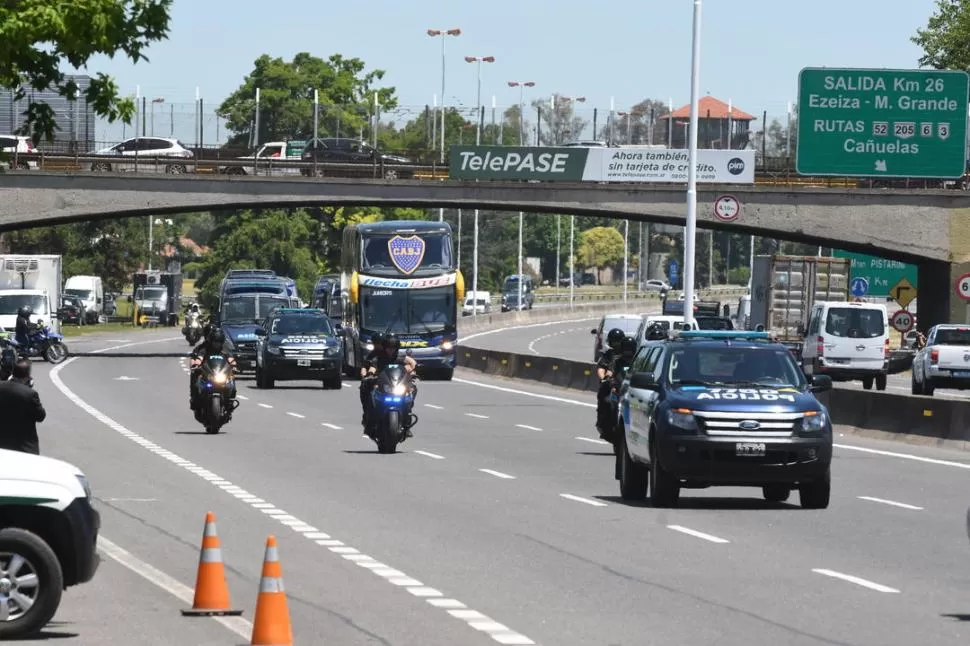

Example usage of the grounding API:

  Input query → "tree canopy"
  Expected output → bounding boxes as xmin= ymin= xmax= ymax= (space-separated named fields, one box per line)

xmin=217 ymin=52 xmax=397 ymax=147
xmin=913 ymin=0 xmax=970 ymax=70
xmin=0 ymin=0 xmax=172 ymax=143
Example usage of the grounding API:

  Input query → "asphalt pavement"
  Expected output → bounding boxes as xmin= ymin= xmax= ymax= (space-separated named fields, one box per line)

xmin=8 ymin=328 xmax=970 ymax=644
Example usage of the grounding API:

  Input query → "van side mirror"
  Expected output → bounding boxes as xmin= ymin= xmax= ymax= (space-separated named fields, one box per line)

xmin=629 ymin=372 xmax=659 ymax=390
xmin=810 ymin=374 xmax=832 ymax=393
xmin=254 ymin=327 xmax=267 ymax=337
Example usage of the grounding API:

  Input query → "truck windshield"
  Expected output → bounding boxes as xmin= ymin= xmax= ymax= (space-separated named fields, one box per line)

xmin=667 ymin=346 xmax=806 ymax=388
xmin=221 ymin=296 xmax=291 ymax=323
xmin=935 ymin=328 xmax=970 ymax=345
xmin=0 ymin=294 xmax=48 ymax=316
xmin=360 ymin=286 xmax=455 ymax=333
xmin=65 ymin=288 xmax=93 ymax=300
xmin=271 ymin=316 xmax=334 ymax=336
xmin=825 ymin=308 xmax=885 ymax=338
xmin=136 ymin=287 xmax=166 ymax=300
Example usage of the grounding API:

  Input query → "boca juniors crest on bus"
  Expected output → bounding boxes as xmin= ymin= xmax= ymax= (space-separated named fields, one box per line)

xmin=388 ymin=235 xmax=426 ymax=275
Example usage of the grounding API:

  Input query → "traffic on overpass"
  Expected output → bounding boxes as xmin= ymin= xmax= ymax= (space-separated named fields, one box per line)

xmin=3 ymin=0 xmax=970 ymax=644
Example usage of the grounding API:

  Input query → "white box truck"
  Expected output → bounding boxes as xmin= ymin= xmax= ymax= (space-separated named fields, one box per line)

xmin=0 ymin=255 xmax=63 ymax=333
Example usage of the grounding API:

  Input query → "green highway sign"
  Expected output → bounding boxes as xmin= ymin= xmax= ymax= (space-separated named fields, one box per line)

xmin=796 ymin=67 xmax=970 ymax=178
xmin=832 ymin=249 xmax=917 ymax=298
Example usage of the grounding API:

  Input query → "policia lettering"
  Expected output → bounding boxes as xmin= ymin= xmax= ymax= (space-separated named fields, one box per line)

xmin=694 ymin=388 xmax=796 ymax=403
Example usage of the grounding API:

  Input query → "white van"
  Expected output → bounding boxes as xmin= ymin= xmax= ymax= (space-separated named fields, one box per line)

xmin=801 ymin=301 xmax=889 ymax=390
xmin=462 ymin=291 xmax=492 ymax=316
xmin=64 ymin=276 xmax=104 ymax=324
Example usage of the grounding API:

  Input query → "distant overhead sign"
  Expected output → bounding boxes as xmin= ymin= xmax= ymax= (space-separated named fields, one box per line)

xmin=796 ymin=67 xmax=969 ymax=178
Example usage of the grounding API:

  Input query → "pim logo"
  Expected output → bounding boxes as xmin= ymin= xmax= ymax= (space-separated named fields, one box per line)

xmin=727 ymin=158 xmax=745 ymax=175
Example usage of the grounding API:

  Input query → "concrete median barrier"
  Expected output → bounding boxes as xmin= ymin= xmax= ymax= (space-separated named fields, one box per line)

xmin=459 ymin=345 xmax=970 ymax=444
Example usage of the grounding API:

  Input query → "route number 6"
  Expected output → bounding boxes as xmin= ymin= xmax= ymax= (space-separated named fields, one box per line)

xmin=958 ymin=274 xmax=970 ymax=300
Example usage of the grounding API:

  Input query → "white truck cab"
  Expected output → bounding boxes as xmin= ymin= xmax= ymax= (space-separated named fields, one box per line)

xmin=801 ymin=301 xmax=889 ymax=390
xmin=219 ymin=140 xmax=306 ymax=176
xmin=63 ymin=275 xmax=104 ymax=324
xmin=0 ymin=449 xmax=100 ymax=638
xmin=911 ymin=324 xmax=970 ymax=396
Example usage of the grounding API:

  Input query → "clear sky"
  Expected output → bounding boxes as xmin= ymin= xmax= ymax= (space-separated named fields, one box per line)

xmin=73 ymin=0 xmax=940 ymax=143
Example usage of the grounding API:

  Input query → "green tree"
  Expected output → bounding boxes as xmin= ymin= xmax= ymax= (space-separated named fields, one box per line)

xmin=0 ymin=0 xmax=172 ymax=143
xmin=531 ymin=94 xmax=589 ymax=145
xmin=600 ymin=98 xmax=669 ymax=145
xmin=217 ymin=53 xmax=396 ymax=148
xmin=574 ymin=226 xmax=624 ymax=283
xmin=913 ymin=0 xmax=970 ymax=70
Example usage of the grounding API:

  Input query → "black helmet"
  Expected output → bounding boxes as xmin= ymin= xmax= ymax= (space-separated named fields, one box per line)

xmin=208 ymin=328 xmax=226 ymax=350
xmin=620 ymin=336 xmax=637 ymax=356
xmin=606 ymin=327 xmax=625 ymax=349
xmin=646 ymin=322 xmax=667 ymax=341
xmin=383 ymin=333 xmax=400 ymax=352
xmin=17 ymin=306 xmax=30 ymax=318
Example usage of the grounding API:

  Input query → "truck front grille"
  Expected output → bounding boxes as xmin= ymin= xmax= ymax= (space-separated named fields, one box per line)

xmin=692 ymin=410 xmax=803 ymax=438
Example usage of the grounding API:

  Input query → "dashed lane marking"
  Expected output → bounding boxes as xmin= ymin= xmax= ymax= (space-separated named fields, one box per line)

xmin=322 ymin=423 xmax=343 ymax=430
xmin=811 ymin=568 xmax=900 ymax=594
xmin=286 ymin=412 xmax=305 ymax=419
xmin=857 ymin=496 xmax=924 ymax=511
xmin=479 ymin=469 xmax=516 ymax=480
xmin=465 ymin=413 xmax=490 ymax=419
xmin=414 ymin=450 xmax=446 ymax=460
xmin=559 ymin=494 xmax=607 ymax=507
xmin=667 ymin=525 xmax=730 ymax=544
xmin=515 ymin=424 xmax=542 ymax=432
xmin=50 ymin=347 xmax=536 ymax=646
xmin=257 ymin=403 xmax=273 ymax=409
xmin=424 ymin=404 xmax=444 ymax=410
xmin=575 ymin=436 xmax=611 ymax=446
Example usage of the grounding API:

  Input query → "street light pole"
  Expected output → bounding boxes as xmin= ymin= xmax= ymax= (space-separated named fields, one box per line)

xmin=556 ymin=215 xmax=561 ymax=296
xmin=427 ymin=28 xmax=461 ymax=164
xmin=464 ymin=56 xmax=495 ymax=318
xmin=569 ymin=215 xmax=575 ymax=309
xmin=507 ymin=81 xmax=536 ymax=145
xmin=682 ymin=0 xmax=703 ymax=329
xmin=518 ymin=212 xmax=524 ymax=310
xmin=623 ymin=219 xmax=629 ymax=305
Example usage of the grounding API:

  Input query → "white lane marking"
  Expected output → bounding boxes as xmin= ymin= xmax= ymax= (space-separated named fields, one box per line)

xmin=811 ymin=568 xmax=900 ymax=593
xmin=465 ymin=413 xmax=490 ymax=419
xmin=257 ymin=403 xmax=273 ymax=409
xmin=236 ymin=394 xmax=249 ymax=400
xmin=414 ymin=450 xmax=446 ymax=460
xmin=515 ymin=424 xmax=542 ymax=432
xmin=454 ymin=377 xmax=595 ymax=408
xmin=97 ymin=536 xmax=252 ymax=640
xmin=479 ymin=469 xmax=516 ymax=480
xmin=341 ymin=382 xmax=353 ymax=388
xmin=666 ymin=525 xmax=730 ymax=544
xmin=424 ymin=404 xmax=444 ymax=410
xmin=575 ymin=436 xmax=611 ymax=446
xmin=91 ymin=336 xmax=182 ymax=354
xmin=560 ymin=493 xmax=608 ymax=507
xmin=857 ymin=496 xmax=924 ymax=511
xmin=835 ymin=443 xmax=970 ymax=470
xmin=286 ymin=412 xmax=305 ymax=419
xmin=322 ymin=422 xmax=343 ymax=430
xmin=526 ymin=325 xmax=590 ymax=356
xmin=50 ymin=352 xmax=535 ymax=646
xmin=460 ymin=317 xmax=601 ymax=343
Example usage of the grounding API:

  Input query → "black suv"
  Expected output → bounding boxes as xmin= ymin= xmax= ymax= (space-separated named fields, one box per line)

xmin=254 ymin=308 xmax=343 ymax=389
xmin=616 ymin=330 xmax=834 ymax=509
xmin=300 ymin=137 xmax=415 ymax=179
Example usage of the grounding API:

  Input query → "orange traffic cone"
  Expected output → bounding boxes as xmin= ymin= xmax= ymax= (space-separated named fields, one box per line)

xmin=250 ymin=535 xmax=293 ymax=645
xmin=181 ymin=511 xmax=243 ymax=616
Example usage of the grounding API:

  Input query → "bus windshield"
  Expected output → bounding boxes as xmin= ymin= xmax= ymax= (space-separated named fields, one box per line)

xmin=361 ymin=233 xmax=454 ymax=272
xmin=359 ymin=286 xmax=456 ymax=334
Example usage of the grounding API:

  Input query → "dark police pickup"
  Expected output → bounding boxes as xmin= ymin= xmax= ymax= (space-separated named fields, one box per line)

xmin=254 ymin=308 xmax=343 ymax=390
xmin=617 ymin=330 xmax=833 ymax=509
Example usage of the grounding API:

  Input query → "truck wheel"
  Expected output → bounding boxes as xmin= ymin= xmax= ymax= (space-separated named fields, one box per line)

xmin=875 ymin=374 xmax=887 ymax=391
xmin=923 ymin=378 xmax=935 ymax=397
xmin=798 ymin=469 xmax=831 ymax=509
xmin=0 ymin=528 xmax=64 ymax=639
xmin=762 ymin=485 xmax=791 ymax=503
xmin=649 ymin=437 xmax=680 ymax=507
xmin=911 ymin=371 xmax=920 ymax=395
xmin=619 ymin=434 xmax=648 ymax=500
xmin=862 ymin=376 xmax=874 ymax=390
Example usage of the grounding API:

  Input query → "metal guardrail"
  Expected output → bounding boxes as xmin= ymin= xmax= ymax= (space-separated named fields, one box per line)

xmin=2 ymin=152 xmax=967 ymax=191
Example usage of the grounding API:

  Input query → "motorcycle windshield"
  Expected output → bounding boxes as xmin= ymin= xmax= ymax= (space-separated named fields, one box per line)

xmin=381 ymin=364 xmax=405 ymax=383
xmin=205 ymin=356 xmax=229 ymax=371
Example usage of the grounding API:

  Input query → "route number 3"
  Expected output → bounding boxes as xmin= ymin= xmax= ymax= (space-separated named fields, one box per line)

xmin=925 ymin=77 xmax=944 ymax=92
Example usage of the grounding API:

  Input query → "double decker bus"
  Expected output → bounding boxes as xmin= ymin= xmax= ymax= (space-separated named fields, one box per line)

xmin=340 ymin=220 xmax=463 ymax=380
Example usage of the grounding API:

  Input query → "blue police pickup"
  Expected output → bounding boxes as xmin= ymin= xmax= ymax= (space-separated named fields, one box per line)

xmin=616 ymin=330 xmax=833 ymax=509
xmin=254 ymin=309 xmax=343 ymax=390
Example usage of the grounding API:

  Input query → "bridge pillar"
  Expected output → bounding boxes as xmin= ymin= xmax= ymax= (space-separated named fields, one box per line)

xmin=918 ymin=261 xmax=954 ymax=332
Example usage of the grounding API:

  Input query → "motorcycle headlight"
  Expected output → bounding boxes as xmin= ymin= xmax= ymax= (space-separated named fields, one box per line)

xmin=391 ymin=383 xmax=407 ymax=396
xmin=667 ymin=408 xmax=698 ymax=431
xmin=801 ymin=410 xmax=827 ymax=432
xmin=212 ymin=371 xmax=228 ymax=385
xmin=364 ymin=342 xmax=375 ymax=351
xmin=441 ymin=340 xmax=453 ymax=351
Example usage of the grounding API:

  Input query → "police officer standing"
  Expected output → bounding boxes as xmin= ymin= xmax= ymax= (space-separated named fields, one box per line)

xmin=0 ymin=358 xmax=46 ymax=454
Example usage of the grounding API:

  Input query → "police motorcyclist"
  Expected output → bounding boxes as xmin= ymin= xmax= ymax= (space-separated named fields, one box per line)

xmin=360 ymin=333 xmax=418 ymax=436
xmin=359 ymin=334 xmax=386 ymax=425
xmin=188 ymin=328 xmax=237 ymax=411
xmin=14 ymin=306 xmax=32 ymax=348
xmin=595 ymin=328 xmax=626 ymax=436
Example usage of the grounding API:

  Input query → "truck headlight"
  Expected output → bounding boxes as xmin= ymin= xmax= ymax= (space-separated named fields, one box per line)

xmin=441 ymin=340 xmax=454 ymax=351
xmin=667 ymin=408 xmax=698 ymax=431
xmin=76 ymin=474 xmax=92 ymax=499
xmin=801 ymin=411 xmax=827 ymax=432
xmin=267 ymin=345 xmax=281 ymax=355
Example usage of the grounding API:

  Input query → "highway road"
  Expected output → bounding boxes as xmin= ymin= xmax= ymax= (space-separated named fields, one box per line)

xmin=467 ymin=316 xmax=970 ymax=402
xmin=12 ymin=328 xmax=970 ymax=644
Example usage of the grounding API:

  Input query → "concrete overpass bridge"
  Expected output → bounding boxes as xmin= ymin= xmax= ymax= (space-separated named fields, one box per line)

xmin=1 ymin=171 xmax=969 ymax=329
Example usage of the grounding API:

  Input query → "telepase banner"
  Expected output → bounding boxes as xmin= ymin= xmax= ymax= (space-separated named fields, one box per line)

xmin=448 ymin=146 xmax=756 ymax=183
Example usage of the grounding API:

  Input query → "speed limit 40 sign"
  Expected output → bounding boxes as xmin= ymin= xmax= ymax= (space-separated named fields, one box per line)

xmin=891 ymin=309 xmax=914 ymax=333
xmin=957 ymin=272 xmax=970 ymax=301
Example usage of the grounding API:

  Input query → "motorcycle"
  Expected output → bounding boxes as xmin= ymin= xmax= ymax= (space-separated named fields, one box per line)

xmin=183 ymin=311 xmax=203 ymax=344
xmin=193 ymin=355 xmax=240 ymax=434
xmin=366 ymin=363 xmax=418 ymax=454
xmin=18 ymin=320 xmax=68 ymax=364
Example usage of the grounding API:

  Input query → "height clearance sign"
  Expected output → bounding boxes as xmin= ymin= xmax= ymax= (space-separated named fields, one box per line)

xmin=448 ymin=146 xmax=755 ymax=183
xmin=796 ymin=67 xmax=970 ymax=178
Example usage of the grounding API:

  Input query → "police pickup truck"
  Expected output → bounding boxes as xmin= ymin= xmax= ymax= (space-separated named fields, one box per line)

xmin=254 ymin=308 xmax=343 ymax=389
xmin=616 ymin=330 xmax=833 ymax=509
